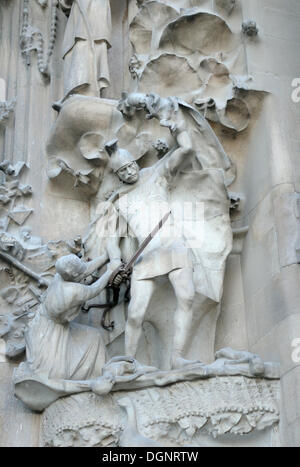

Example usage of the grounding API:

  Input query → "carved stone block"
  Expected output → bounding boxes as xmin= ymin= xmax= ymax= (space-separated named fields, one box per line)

xmin=41 ymin=376 xmax=280 ymax=447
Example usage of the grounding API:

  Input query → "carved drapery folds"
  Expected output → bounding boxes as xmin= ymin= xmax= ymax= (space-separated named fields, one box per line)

xmin=0 ymin=162 xmax=90 ymax=358
xmin=46 ymin=96 xmax=159 ymax=195
xmin=0 ymin=0 xmax=280 ymax=448
xmin=56 ymin=0 xmax=112 ymax=104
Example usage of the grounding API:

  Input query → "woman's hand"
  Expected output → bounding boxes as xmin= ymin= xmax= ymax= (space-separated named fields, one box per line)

xmin=109 ymin=262 xmax=132 ymax=287
xmin=108 ymin=259 xmax=123 ymax=272
xmin=112 ymin=272 xmax=123 ymax=287
xmin=107 ymin=259 xmax=124 ymax=287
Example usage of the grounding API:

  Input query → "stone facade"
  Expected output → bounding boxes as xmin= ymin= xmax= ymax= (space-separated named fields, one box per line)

xmin=0 ymin=0 xmax=299 ymax=447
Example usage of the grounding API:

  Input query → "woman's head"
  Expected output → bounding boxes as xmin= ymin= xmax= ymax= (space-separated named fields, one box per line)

xmin=55 ymin=254 xmax=87 ymax=282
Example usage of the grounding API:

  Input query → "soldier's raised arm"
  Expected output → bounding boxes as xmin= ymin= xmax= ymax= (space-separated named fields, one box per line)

xmin=165 ymin=130 xmax=194 ymax=177
xmin=155 ymin=128 xmax=194 ymax=180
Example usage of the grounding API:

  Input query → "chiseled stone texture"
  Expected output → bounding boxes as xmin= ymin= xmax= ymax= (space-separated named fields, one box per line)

xmin=41 ymin=377 xmax=280 ymax=447
xmin=0 ymin=364 xmax=40 ymax=447
xmin=0 ymin=0 xmax=299 ymax=447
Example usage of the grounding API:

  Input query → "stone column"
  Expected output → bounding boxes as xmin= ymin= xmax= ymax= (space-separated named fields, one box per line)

xmin=240 ymin=0 xmax=300 ymax=446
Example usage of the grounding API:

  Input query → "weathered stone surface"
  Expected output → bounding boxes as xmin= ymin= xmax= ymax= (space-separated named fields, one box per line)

xmin=41 ymin=376 xmax=280 ymax=447
xmin=0 ymin=364 xmax=40 ymax=447
xmin=0 ymin=0 xmax=299 ymax=447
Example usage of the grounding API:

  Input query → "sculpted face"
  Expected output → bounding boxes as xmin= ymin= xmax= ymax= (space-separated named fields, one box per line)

xmin=116 ymin=161 xmax=140 ymax=184
xmin=56 ymin=254 xmax=87 ymax=282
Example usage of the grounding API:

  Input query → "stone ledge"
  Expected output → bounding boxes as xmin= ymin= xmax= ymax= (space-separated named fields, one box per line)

xmin=41 ymin=376 xmax=280 ymax=447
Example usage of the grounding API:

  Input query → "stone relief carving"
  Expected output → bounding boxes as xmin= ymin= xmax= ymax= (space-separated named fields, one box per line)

xmin=0 ymin=162 xmax=33 ymax=230
xmin=53 ymin=0 xmax=112 ymax=110
xmin=0 ymin=99 xmax=16 ymax=125
xmin=41 ymin=376 xmax=280 ymax=446
xmin=13 ymin=253 xmax=158 ymax=411
xmin=20 ymin=0 xmax=58 ymax=77
xmin=89 ymin=91 xmax=234 ymax=369
xmin=12 ymin=88 xmax=280 ymax=451
xmin=36 ymin=0 xmax=48 ymax=7
xmin=117 ymin=397 xmax=165 ymax=447
xmin=0 ymin=162 xmax=96 ymax=359
xmin=1 ymin=0 xmax=280 ymax=447
xmin=0 ymin=162 xmax=40 ymax=358
xmin=242 ymin=20 xmax=259 ymax=37
xmin=46 ymin=95 xmax=156 ymax=195
xmin=128 ymin=1 xmax=263 ymax=135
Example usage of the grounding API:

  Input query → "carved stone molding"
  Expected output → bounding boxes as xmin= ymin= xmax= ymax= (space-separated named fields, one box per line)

xmin=0 ymin=99 xmax=16 ymax=125
xmin=41 ymin=376 xmax=280 ymax=447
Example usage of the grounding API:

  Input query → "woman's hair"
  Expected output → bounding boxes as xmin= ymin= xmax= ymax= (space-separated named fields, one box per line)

xmin=55 ymin=254 xmax=86 ymax=281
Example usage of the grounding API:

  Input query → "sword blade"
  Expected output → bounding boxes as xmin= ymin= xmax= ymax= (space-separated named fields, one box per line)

xmin=124 ymin=210 xmax=171 ymax=272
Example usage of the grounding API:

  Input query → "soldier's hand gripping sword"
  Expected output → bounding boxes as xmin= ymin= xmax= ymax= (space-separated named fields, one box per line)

xmin=82 ymin=210 xmax=171 ymax=330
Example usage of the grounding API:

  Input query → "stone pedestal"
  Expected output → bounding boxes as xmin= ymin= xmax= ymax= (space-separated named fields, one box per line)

xmin=41 ymin=376 xmax=280 ymax=447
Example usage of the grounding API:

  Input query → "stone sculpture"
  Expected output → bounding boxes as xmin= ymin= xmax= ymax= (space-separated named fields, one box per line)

xmin=13 ymin=254 xmax=111 ymax=407
xmin=128 ymin=1 xmax=263 ymax=137
xmin=242 ymin=20 xmax=259 ymax=37
xmin=54 ymin=0 xmax=112 ymax=109
xmin=0 ymin=99 xmax=15 ymax=125
xmin=89 ymin=92 xmax=232 ymax=368
xmin=20 ymin=0 xmax=58 ymax=76
xmin=13 ymin=253 xmax=158 ymax=410
xmin=117 ymin=397 xmax=164 ymax=447
xmin=0 ymin=0 xmax=285 ymax=447
xmin=40 ymin=371 xmax=280 ymax=446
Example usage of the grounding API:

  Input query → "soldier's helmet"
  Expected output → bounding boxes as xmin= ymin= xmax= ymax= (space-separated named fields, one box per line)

xmin=105 ymin=139 xmax=136 ymax=173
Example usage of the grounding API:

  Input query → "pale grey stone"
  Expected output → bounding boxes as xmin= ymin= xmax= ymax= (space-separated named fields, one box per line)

xmin=54 ymin=0 xmax=112 ymax=108
xmin=215 ymin=0 xmax=236 ymax=15
xmin=242 ymin=20 xmax=259 ymax=37
xmin=0 ymin=100 xmax=15 ymax=124
xmin=40 ymin=376 xmax=280 ymax=446
xmin=1 ymin=0 xmax=300 ymax=448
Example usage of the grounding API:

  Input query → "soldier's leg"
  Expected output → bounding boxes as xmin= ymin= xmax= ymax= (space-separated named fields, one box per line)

xmin=168 ymin=267 xmax=199 ymax=369
xmin=125 ymin=277 xmax=156 ymax=358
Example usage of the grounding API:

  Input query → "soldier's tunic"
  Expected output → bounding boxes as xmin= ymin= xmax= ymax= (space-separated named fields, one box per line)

xmin=115 ymin=161 xmax=193 ymax=281
xmin=111 ymin=159 xmax=232 ymax=303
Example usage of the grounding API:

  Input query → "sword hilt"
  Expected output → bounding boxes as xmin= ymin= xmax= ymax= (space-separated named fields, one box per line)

xmin=108 ymin=261 xmax=132 ymax=287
